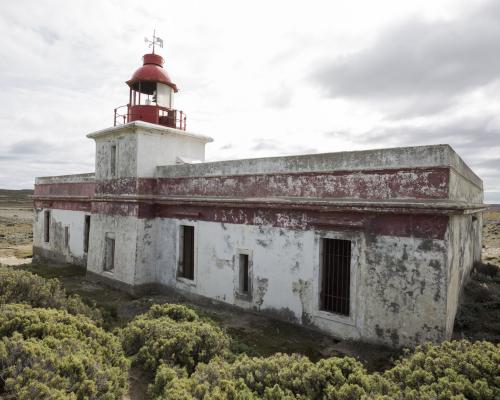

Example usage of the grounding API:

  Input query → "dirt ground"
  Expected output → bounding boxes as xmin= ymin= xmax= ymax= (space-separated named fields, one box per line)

xmin=483 ymin=209 xmax=500 ymax=266
xmin=0 ymin=207 xmax=32 ymax=265
xmin=1 ymin=193 xmax=499 ymax=399
xmin=0 ymin=189 xmax=33 ymax=265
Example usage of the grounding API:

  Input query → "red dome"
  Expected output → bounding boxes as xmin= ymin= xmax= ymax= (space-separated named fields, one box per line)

xmin=126 ymin=53 xmax=178 ymax=93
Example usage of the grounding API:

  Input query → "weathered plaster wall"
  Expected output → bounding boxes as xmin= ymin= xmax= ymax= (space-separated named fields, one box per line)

xmin=449 ymin=169 xmax=483 ymax=203
xmin=445 ymin=213 xmax=482 ymax=335
xmin=155 ymin=167 xmax=449 ymax=200
xmin=32 ymin=208 xmax=89 ymax=266
xmin=89 ymin=121 xmax=212 ymax=180
xmin=151 ymin=218 xmax=449 ymax=347
xmin=86 ymin=213 xmax=140 ymax=286
xmin=94 ymin=132 xmax=138 ymax=180
xmin=363 ymin=234 xmax=448 ymax=346
xmin=35 ymin=173 xmax=95 ymax=186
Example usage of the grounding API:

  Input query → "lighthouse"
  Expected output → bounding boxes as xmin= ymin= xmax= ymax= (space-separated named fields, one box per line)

xmin=114 ymin=33 xmax=186 ymax=130
xmin=32 ymin=33 xmax=485 ymax=349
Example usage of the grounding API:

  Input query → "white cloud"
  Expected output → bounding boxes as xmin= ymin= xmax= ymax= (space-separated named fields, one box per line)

xmin=0 ymin=0 xmax=498 ymax=202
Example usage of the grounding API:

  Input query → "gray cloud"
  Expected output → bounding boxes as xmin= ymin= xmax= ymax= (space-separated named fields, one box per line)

xmin=32 ymin=26 xmax=60 ymax=45
xmin=485 ymin=192 xmax=500 ymax=204
xmin=264 ymin=83 xmax=293 ymax=109
xmin=251 ymin=139 xmax=317 ymax=156
xmin=312 ymin=1 xmax=500 ymax=117
xmin=8 ymin=140 xmax=58 ymax=155
xmin=252 ymin=139 xmax=280 ymax=152
xmin=350 ymin=114 xmax=500 ymax=196
xmin=363 ymin=116 xmax=500 ymax=152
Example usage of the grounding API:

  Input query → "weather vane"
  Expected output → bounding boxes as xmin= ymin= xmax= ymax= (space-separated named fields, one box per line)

xmin=144 ymin=29 xmax=164 ymax=54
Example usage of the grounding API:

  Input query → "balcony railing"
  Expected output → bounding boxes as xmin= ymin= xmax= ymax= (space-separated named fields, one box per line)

xmin=113 ymin=104 xmax=187 ymax=131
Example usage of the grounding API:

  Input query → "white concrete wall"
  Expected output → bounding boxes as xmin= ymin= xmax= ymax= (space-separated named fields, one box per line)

xmin=33 ymin=208 xmax=89 ymax=266
xmin=95 ymin=133 xmax=138 ymax=180
xmin=138 ymin=131 xmax=207 ymax=177
xmin=89 ymin=122 xmax=212 ymax=180
xmin=86 ymin=213 xmax=141 ymax=286
xmin=150 ymin=218 xmax=449 ymax=347
xmin=445 ymin=213 xmax=482 ymax=335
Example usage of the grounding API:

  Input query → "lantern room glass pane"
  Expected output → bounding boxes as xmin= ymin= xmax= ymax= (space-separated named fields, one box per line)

xmin=156 ymin=83 xmax=172 ymax=108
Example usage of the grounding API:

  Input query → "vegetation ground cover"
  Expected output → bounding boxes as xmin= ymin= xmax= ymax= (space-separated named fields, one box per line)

xmin=1 ymin=265 xmax=499 ymax=399
xmin=0 ymin=194 xmax=499 ymax=399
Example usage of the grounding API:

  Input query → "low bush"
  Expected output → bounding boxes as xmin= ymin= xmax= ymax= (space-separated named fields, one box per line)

xmin=149 ymin=353 xmax=397 ymax=399
xmin=0 ymin=265 xmax=102 ymax=323
xmin=149 ymin=341 xmax=500 ymax=400
xmin=384 ymin=340 xmax=500 ymax=400
xmin=120 ymin=304 xmax=231 ymax=373
xmin=0 ymin=304 xmax=129 ymax=400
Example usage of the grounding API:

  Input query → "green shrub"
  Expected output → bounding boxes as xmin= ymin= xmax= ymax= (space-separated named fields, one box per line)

xmin=0 ymin=304 xmax=129 ymax=400
xmin=141 ymin=303 xmax=200 ymax=322
xmin=149 ymin=341 xmax=500 ymax=400
xmin=384 ymin=340 xmax=500 ymax=400
xmin=0 ymin=265 xmax=102 ymax=323
xmin=120 ymin=304 xmax=231 ymax=373
xmin=149 ymin=353 xmax=397 ymax=400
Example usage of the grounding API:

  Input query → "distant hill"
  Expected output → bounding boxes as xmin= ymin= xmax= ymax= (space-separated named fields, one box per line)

xmin=487 ymin=204 xmax=500 ymax=212
xmin=0 ymin=189 xmax=33 ymax=207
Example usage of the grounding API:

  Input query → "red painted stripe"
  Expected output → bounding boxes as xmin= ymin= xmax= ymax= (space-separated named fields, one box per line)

xmin=157 ymin=168 xmax=449 ymax=200
xmin=37 ymin=199 xmax=446 ymax=239
xmin=35 ymin=182 xmax=96 ymax=197
xmin=34 ymin=200 xmax=91 ymax=212
xmin=37 ymin=167 xmax=450 ymax=200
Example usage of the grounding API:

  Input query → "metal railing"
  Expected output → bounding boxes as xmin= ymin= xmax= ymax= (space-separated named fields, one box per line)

xmin=114 ymin=104 xmax=187 ymax=131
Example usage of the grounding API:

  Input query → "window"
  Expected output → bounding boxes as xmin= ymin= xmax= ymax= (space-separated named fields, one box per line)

xmin=83 ymin=215 xmax=91 ymax=253
xmin=110 ymin=144 xmax=117 ymax=177
xmin=64 ymin=226 xmax=69 ymax=248
xmin=178 ymin=225 xmax=194 ymax=280
xmin=239 ymin=254 xmax=250 ymax=295
xmin=320 ymin=238 xmax=351 ymax=316
xmin=104 ymin=236 xmax=115 ymax=272
xmin=43 ymin=210 xmax=50 ymax=243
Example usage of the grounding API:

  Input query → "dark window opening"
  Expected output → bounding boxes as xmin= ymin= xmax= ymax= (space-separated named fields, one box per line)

xmin=110 ymin=144 xmax=117 ymax=177
xmin=84 ymin=215 xmax=91 ymax=253
xmin=43 ymin=210 xmax=50 ymax=243
xmin=64 ymin=226 xmax=69 ymax=248
xmin=239 ymin=254 xmax=250 ymax=294
xmin=320 ymin=238 xmax=351 ymax=316
xmin=104 ymin=237 xmax=115 ymax=272
xmin=178 ymin=225 xmax=194 ymax=280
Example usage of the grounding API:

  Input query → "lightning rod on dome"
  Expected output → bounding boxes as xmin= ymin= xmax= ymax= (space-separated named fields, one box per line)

xmin=144 ymin=29 xmax=163 ymax=54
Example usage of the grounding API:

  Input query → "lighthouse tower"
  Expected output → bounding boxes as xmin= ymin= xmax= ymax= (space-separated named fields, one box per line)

xmin=114 ymin=32 xmax=186 ymax=130
xmin=86 ymin=34 xmax=212 ymax=180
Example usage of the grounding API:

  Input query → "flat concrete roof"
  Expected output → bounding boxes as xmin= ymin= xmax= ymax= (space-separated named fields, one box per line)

xmin=156 ymin=144 xmax=482 ymax=187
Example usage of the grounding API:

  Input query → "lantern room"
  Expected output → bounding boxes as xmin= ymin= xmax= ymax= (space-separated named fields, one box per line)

xmin=114 ymin=51 xmax=186 ymax=130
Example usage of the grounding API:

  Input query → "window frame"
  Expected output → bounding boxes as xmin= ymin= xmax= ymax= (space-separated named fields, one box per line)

xmin=314 ymin=231 xmax=362 ymax=327
xmin=103 ymin=233 xmax=116 ymax=273
xmin=43 ymin=210 xmax=50 ymax=243
xmin=83 ymin=215 xmax=91 ymax=253
xmin=235 ymin=249 xmax=253 ymax=301
xmin=110 ymin=143 xmax=117 ymax=177
xmin=176 ymin=223 xmax=197 ymax=285
xmin=319 ymin=238 xmax=351 ymax=316
xmin=64 ymin=226 xmax=69 ymax=249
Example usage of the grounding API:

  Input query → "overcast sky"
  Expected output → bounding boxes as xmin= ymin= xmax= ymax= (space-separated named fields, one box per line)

xmin=1 ymin=0 xmax=499 ymax=202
